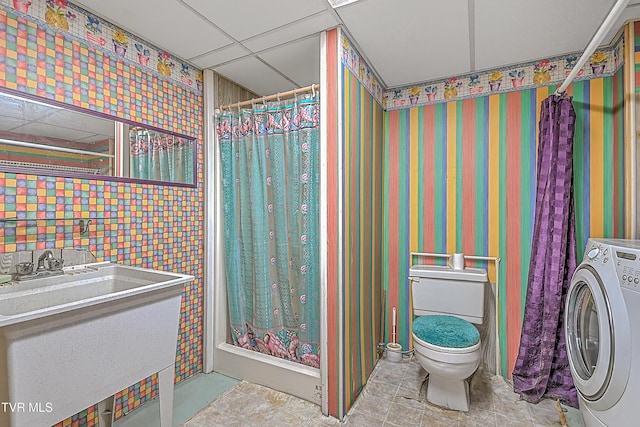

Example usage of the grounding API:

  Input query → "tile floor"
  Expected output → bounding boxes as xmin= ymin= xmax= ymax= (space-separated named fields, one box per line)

xmin=114 ymin=372 xmax=240 ymax=427
xmin=181 ymin=356 xmax=584 ymax=426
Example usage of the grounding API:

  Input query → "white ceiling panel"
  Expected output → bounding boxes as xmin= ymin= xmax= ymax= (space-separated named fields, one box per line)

xmin=213 ymin=57 xmax=299 ymax=97
xmin=191 ymin=43 xmax=252 ymax=69
xmin=71 ymin=0 xmax=640 ymax=98
xmin=50 ymin=111 xmax=114 ymax=136
xmin=17 ymin=109 xmax=113 ymax=140
xmin=243 ymin=11 xmax=337 ymax=53
xmin=13 ymin=122 xmax=98 ymax=142
xmin=0 ymin=92 xmax=114 ymax=144
xmin=606 ymin=1 xmax=640 ymax=41
xmin=0 ymin=95 xmax=55 ymax=123
xmin=75 ymin=0 xmax=233 ymax=60
xmin=336 ymin=0 xmax=471 ymax=87
xmin=183 ymin=0 xmax=328 ymax=41
xmin=259 ymin=36 xmax=321 ymax=88
xmin=475 ymin=0 xmax=615 ymax=71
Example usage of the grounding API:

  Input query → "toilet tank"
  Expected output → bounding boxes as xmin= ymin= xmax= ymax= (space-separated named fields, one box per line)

xmin=409 ymin=264 xmax=488 ymax=324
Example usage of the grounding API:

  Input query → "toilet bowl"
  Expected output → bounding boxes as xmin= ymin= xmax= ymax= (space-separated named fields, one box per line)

xmin=412 ymin=315 xmax=481 ymax=411
xmin=409 ymin=259 xmax=488 ymax=412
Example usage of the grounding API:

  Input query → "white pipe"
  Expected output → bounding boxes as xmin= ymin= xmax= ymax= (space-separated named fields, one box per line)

xmin=467 ymin=255 xmax=502 ymax=375
xmin=410 ymin=252 xmax=451 ymax=261
xmin=556 ymin=0 xmax=630 ymax=94
xmin=218 ymin=83 xmax=319 ymax=111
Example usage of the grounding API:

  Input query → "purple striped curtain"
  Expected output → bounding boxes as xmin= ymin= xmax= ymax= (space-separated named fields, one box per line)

xmin=512 ymin=94 xmax=578 ymax=407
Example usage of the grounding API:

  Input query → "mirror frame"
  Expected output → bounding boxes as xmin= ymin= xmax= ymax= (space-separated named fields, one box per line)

xmin=0 ymin=88 xmax=198 ymax=188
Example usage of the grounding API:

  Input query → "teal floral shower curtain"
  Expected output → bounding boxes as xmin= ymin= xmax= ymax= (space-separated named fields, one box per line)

xmin=217 ymin=95 xmax=320 ymax=368
xmin=129 ymin=127 xmax=194 ymax=184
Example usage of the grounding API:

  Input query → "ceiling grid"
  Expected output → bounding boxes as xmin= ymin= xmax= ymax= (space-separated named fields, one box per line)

xmin=73 ymin=0 xmax=640 ymax=95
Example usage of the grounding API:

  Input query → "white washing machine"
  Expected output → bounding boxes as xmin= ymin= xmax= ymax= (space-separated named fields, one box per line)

xmin=565 ymin=238 xmax=640 ymax=427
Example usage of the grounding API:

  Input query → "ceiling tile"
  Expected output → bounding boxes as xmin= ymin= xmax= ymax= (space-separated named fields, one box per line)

xmin=183 ymin=0 xmax=329 ymax=41
xmin=74 ymin=0 xmax=233 ymax=59
xmin=191 ymin=43 xmax=251 ymax=69
xmin=259 ymin=36 xmax=321 ymax=88
xmin=243 ymin=11 xmax=337 ymax=53
xmin=606 ymin=2 xmax=640 ymax=42
xmin=50 ymin=111 xmax=114 ymax=136
xmin=475 ymin=0 xmax=615 ymax=71
xmin=57 ymin=0 xmax=640 ymax=98
xmin=336 ymin=0 xmax=471 ymax=88
xmin=14 ymin=122 xmax=99 ymax=142
xmin=20 ymin=109 xmax=113 ymax=140
xmin=0 ymin=95 xmax=55 ymax=123
xmin=213 ymin=57 xmax=299 ymax=97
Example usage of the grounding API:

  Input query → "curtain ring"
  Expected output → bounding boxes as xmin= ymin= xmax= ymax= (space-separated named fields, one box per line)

xmin=276 ymin=92 xmax=280 ymax=102
xmin=312 ymin=84 xmax=316 ymax=98
xmin=262 ymin=96 xmax=266 ymax=105
xmin=293 ymin=88 xmax=298 ymax=101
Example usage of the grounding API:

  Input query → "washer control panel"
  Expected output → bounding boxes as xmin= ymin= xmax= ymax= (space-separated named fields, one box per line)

xmin=620 ymin=264 xmax=640 ymax=285
xmin=584 ymin=240 xmax=640 ymax=291
xmin=613 ymin=247 xmax=640 ymax=290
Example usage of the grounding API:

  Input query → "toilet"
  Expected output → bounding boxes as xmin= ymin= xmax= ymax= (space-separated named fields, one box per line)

xmin=409 ymin=257 xmax=488 ymax=411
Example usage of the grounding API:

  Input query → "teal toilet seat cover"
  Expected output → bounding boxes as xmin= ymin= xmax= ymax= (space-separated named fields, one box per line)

xmin=413 ymin=315 xmax=480 ymax=348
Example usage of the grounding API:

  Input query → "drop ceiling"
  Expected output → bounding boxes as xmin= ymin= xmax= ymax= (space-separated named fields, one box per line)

xmin=0 ymin=93 xmax=114 ymax=143
xmin=73 ymin=0 xmax=640 ymax=97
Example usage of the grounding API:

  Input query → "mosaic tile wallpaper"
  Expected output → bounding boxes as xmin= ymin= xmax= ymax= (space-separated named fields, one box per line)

xmin=0 ymin=1 xmax=204 ymax=425
xmin=0 ymin=1 xmax=201 ymax=135
xmin=53 ymin=407 xmax=98 ymax=427
xmin=0 ymin=0 xmax=202 ymax=93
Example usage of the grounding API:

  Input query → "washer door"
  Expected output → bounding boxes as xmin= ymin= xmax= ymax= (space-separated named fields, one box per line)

xmin=565 ymin=264 xmax=631 ymax=410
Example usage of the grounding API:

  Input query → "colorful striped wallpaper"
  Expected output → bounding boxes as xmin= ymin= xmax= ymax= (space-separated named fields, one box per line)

xmin=340 ymin=64 xmax=384 ymax=415
xmin=325 ymin=28 xmax=385 ymax=419
xmin=635 ymin=21 xmax=640 ymax=93
xmin=325 ymin=28 xmax=340 ymax=419
xmin=382 ymin=73 xmax=625 ymax=377
xmin=329 ymin=25 xmax=626 ymax=418
xmin=0 ymin=3 xmax=203 ymax=426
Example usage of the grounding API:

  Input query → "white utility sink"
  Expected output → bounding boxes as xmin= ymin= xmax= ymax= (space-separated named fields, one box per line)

xmin=0 ymin=262 xmax=193 ymax=427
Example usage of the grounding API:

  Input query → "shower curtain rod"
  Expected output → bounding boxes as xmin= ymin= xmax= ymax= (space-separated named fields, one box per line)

xmin=218 ymin=83 xmax=319 ymax=111
xmin=556 ymin=0 xmax=629 ymax=95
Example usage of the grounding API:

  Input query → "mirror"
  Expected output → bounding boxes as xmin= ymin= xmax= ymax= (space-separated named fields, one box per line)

xmin=0 ymin=90 xmax=196 ymax=186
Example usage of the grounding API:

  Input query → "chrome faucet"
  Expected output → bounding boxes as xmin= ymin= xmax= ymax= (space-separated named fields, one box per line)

xmin=36 ymin=250 xmax=54 ymax=271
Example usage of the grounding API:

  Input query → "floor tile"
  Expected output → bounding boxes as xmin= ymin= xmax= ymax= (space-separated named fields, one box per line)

xmin=114 ymin=372 xmax=239 ymax=427
xmin=117 ymin=355 xmax=585 ymax=427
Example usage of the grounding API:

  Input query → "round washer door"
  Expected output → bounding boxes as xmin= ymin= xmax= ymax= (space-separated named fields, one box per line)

xmin=565 ymin=263 xmax=631 ymax=410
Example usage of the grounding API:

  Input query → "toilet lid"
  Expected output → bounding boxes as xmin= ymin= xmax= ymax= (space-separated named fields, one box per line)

xmin=412 ymin=315 xmax=480 ymax=348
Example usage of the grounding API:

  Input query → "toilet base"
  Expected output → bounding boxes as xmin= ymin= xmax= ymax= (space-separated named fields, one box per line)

xmin=426 ymin=374 xmax=470 ymax=412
